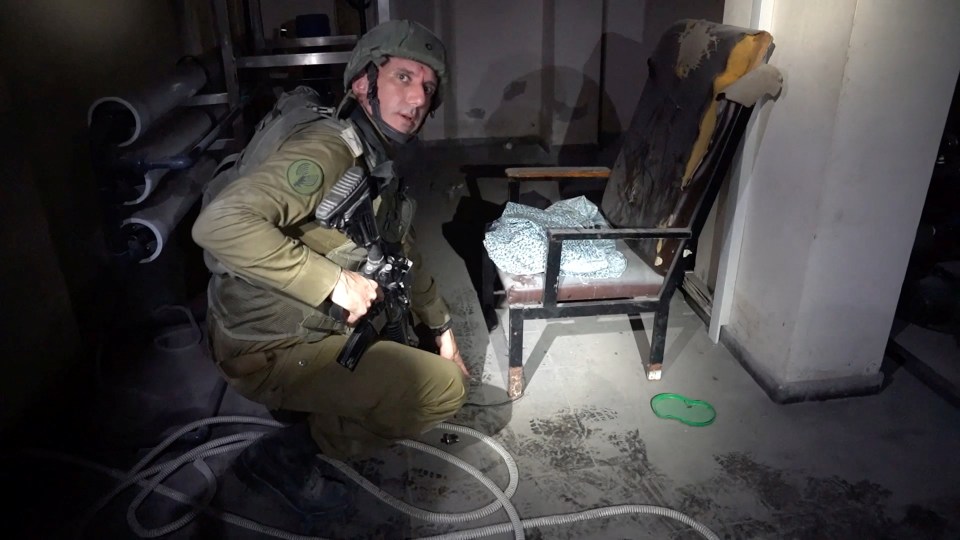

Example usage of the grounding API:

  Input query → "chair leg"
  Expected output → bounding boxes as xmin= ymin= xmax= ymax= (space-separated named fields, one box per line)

xmin=508 ymin=180 xmax=520 ymax=203
xmin=480 ymin=248 xmax=499 ymax=331
xmin=646 ymin=303 xmax=670 ymax=381
xmin=507 ymin=308 xmax=524 ymax=398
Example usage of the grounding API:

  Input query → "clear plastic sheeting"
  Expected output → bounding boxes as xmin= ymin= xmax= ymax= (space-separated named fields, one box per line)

xmin=484 ymin=196 xmax=627 ymax=279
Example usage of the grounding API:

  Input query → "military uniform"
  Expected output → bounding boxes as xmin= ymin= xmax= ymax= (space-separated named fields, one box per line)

xmin=193 ymin=112 xmax=467 ymax=459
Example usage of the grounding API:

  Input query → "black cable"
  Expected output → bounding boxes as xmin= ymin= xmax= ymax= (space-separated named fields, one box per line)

xmin=462 ymin=394 xmax=525 ymax=408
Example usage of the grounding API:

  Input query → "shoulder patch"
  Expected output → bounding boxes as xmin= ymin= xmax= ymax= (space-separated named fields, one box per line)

xmin=286 ymin=159 xmax=324 ymax=195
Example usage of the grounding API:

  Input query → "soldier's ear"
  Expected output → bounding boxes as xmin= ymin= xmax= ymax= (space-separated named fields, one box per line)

xmin=351 ymin=76 xmax=368 ymax=97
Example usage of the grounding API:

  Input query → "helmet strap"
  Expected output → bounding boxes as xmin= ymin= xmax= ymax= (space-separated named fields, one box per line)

xmin=348 ymin=104 xmax=389 ymax=166
xmin=364 ymin=65 xmax=416 ymax=146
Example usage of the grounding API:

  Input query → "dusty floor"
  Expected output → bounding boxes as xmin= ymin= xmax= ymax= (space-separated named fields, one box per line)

xmin=6 ymin=143 xmax=959 ymax=539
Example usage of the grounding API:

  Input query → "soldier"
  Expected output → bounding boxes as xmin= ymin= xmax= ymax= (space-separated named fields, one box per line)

xmin=192 ymin=19 xmax=468 ymax=515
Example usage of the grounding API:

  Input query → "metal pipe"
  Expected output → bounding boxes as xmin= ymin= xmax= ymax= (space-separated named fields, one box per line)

xmin=120 ymin=156 xmax=217 ymax=263
xmin=116 ymin=109 xmax=214 ymax=206
xmin=236 ymin=51 xmax=352 ymax=68
xmin=87 ymin=62 xmax=207 ymax=147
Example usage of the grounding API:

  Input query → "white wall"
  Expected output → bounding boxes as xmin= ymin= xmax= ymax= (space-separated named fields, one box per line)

xmin=441 ymin=1 xmax=548 ymax=142
xmin=545 ymin=1 xmax=604 ymax=146
xmin=395 ymin=0 xmax=721 ymax=144
xmin=600 ymin=0 xmax=647 ymax=137
xmin=724 ymin=0 xmax=960 ymax=389
xmin=406 ymin=0 xmax=589 ymax=145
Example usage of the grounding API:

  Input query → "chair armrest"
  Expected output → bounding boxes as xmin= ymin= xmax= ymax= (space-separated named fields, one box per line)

xmin=502 ymin=167 xmax=611 ymax=202
xmin=505 ymin=166 xmax=611 ymax=180
xmin=541 ymin=227 xmax=691 ymax=307
xmin=545 ymin=227 xmax=691 ymax=241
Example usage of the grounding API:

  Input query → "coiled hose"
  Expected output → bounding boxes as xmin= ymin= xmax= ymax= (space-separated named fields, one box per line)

xmin=25 ymin=416 xmax=719 ymax=540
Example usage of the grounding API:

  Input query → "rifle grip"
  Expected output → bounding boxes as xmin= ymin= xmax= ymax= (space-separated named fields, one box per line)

xmin=330 ymin=304 xmax=347 ymax=323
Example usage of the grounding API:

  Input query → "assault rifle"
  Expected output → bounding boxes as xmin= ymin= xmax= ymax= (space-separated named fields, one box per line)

xmin=315 ymin=163 xmax=416 ymax=370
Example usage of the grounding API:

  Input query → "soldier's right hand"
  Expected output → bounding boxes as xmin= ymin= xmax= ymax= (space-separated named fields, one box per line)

xmin=331 ymin=269 xmax=381 ymax=325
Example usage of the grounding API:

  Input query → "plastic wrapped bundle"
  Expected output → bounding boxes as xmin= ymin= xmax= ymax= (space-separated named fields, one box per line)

xmin=483 ymin=196 xmax=626 ymax=279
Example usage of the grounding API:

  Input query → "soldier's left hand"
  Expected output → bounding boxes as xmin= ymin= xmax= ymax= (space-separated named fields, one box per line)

xmin=436 ymin=328 xmax=469 ymax=377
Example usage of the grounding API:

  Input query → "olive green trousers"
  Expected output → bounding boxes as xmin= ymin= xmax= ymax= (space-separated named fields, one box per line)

xmin=209 ymin=320 xmax=467 ymax=460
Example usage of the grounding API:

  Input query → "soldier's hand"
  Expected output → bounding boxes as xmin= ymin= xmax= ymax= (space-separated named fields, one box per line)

xmin=436 ymin=328 xmax=469 ymax=377
xmin=331 ymin=269 xmax=380 ymax=325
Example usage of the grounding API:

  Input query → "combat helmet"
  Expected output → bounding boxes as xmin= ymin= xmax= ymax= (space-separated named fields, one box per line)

xmin=344 ymin=19 xmax=448 ymax=112
xmin=343 ymin=20 xmax=449 ymax=143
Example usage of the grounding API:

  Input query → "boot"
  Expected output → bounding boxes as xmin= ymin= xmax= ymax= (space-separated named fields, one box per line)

xmin=235 ymin=422 xmax=351 ymax=516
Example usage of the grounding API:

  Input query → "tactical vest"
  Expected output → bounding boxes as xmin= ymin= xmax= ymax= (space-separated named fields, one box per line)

xmin=203 ymin=86 xmax=334 ymax=208
xmin=201 ymin=86 xmax=414 ymax=342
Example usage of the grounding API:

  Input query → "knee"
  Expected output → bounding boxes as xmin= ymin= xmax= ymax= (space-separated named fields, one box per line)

xmin=430 ymin=371 xmax=468 ymax=417
xmin=403 ymin=362 xmax=467 ymax=427
xmin=366 ymin=347 xmax=469 ymax=439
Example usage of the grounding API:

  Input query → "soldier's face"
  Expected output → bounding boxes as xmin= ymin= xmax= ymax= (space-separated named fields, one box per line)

xmin=353 ymin=57 xmax=437 ymax=135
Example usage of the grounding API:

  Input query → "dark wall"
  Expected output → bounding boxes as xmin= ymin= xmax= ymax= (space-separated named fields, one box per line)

xmin=0 ymin=1 xmax=184 ymax=429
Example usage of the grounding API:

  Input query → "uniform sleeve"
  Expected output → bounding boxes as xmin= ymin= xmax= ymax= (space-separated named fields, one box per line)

xmin=192 ymin=131 xmax=353 ymax=308
xmin=404 ymin=225 xmax=451 ymax=329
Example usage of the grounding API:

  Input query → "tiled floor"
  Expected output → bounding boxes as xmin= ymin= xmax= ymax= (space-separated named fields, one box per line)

xmin=6 ymin=144 xmax=960 ymax=539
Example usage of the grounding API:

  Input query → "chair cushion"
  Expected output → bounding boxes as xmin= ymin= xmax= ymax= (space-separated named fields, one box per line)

xmin=498 ymin=240 xmax=665 ymax=305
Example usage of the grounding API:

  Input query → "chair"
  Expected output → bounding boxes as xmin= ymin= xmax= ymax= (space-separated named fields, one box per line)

xmin=481 ymin=19 xmax=782 ymax=398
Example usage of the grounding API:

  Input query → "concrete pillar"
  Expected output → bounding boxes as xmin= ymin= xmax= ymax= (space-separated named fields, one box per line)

xmin=718 ymin=0 xmax=960 ymax=401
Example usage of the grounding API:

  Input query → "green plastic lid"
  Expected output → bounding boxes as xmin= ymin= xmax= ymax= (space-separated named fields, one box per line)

xmin=650 ymin=393 xmax=716 ymax=427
